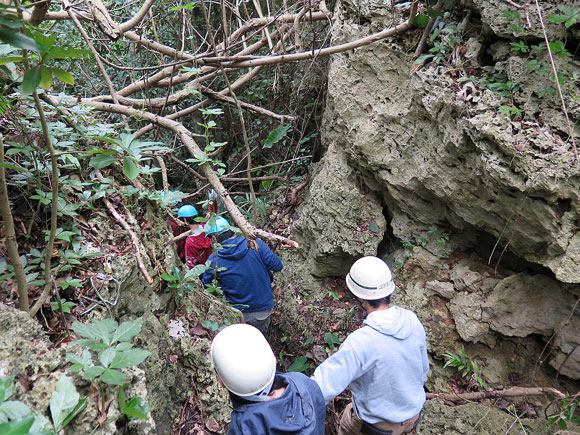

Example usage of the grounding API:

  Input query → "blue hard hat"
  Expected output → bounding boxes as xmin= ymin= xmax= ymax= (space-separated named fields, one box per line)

xmin=177 ymin=205 xmax=198 ymax=218
xmin=205 ymin=216 xmax=230 ymax=235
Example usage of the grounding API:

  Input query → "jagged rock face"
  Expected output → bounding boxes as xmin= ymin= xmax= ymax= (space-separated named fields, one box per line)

xmin=420 ymin=398 xmax=555 ymax=434
xmin=321 ymin=1 xmax=580 ymax=284
xmin=278 ymin=143 xmax=386 ymax=297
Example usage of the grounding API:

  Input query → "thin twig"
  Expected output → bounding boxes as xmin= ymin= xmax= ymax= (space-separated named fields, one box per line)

xmin=95 ymin=170 xmax=154 ymax=284
xmin=0 ymin=134 xmax=29 ymax=311
xmin=534 ymin=0 xmax=577 ymax=159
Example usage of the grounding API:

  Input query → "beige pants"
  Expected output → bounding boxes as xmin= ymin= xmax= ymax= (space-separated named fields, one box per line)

xmin=338 ymin=403 xmax=421 ymax=435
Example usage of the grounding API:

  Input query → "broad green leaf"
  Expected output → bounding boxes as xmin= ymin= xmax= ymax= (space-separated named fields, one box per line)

xmin=89 ymin=154 xmax=118 ymax=169
xmin=121 ymin=397 xmax=150 ymax=419
xmin=123 ymin=156 xmax=139 ymax=180
xmin=90 ymin=318 xmax=118 ymax=345
xmin=39 ymin=66 xmax=52 ymax=90
xmin=201 ymin=320 xmax=219 ymax=331
xmin=21 ymin=66 xmax=41 ymax=95
xmin=0 ymin=376 xmax=15 ymax=402
xmin=410 ymin=14 xmax=429 ymax=28
xmin=0 ymin=56 xmax=23 ymax=66
xmin=101 ymin=369 xmax=125 ymax=385
xmin=0 ymin=414 xmax=34 ymax=434
xmin=0 ymin=401 xmax=31 ymax=420
xmin=49 ymin=67 xmax=74 ymax=85
xmin=112 ymin=318 xmax=142 ymax=343
xmin=50 ymin=375 xmax=79 ymax=432
xmin=110 ymin=349 xmax=151 ymax=369
xmin=0 ymin=29 xmax=41 ymax=51
xmin=426 ymin=7 xmax=444 ymax=18
xmin=60 ymin=397 xmax=87 ymax=428
xmin=115 ymin=342 xmax=133 ymax=351
xmin=369 ymin=222 xmax=379 ymax=233
xmin=288 ymin=355 xmax=311 ymax=373
xmin=263 ymin=124 xmax=291 ymax=149
xmin=83 ymin=366 xmax=105 ymax=379
xmin=43 ymin=47 xmax=91 ymax=61
xmin=99 ymin=347 xmax=116 ymax=368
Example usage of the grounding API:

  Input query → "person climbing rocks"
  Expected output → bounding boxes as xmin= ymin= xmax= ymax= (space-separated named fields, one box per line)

xmin=211 ymin=323 xmax=325 ymax=435
xmin=201 ymin=217 xmax=283 ymax=335
xmin=184 ymin=190 xmax=219 ymax=269
xmin=313 ymin=256 xmax=429 ymax=435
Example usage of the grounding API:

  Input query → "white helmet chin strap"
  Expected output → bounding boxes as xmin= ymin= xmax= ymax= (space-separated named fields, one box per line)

xmin=240 ymin=376 xmax=276 ymax=402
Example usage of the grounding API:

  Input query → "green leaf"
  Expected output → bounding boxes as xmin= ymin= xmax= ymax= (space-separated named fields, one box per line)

xmin=50 ymin=375 xmax=80 ymax=432
xmin=0 ymin=376 xmax=15 ymax=402
xmin=60 ymin=397 xmax=87 ymax=429
xmin=83 ymin=366 xmax=105 ymax=379
xmin=122 ymin=397 xmax=150 ymax=419
xmin=22 ymin=66 xmax=41 ymax=95
xmin=263 ymin=124 xmax=291 ymax=149
xmin=410 ymin=14 xmax=429 ymax=28
xmin=0 ymin=162 xmax=25 ymax=172
xmin=115 ymin=342 xmax=134 ymax=351
xmin=101 ymin=369 xmax=125 ymax=385
xmin=0 ymin=415 xmax=34 ymax=434
xmin=123 ymin=156 xmax=139 ymax=180
xmin=112 ymin=318 xmax=142 ymax=343
xmin=0 ymin=56 xmax=24 ymax=66
xmin=369 ymin=222 xmax=379 ymax=233
xmin=49 ymin=67 xmax=74 ymax=85
xmin=39 ymin=66 xmax=52 ymax=90
xmin=89 ymin=154 xmax=118 ymax=169
xmin=0 ymin=29 xmax=41 ymax=51
xmin=426 ymin=7 xmax=444 ymax=18
xmin=119 ymin=387 xmax=150 ymax=419
xmin=43 ymin=47 xmax=91 ymax=61
xmin=288 ymin=355 xmax=311 ymax=373
xmin=201 ymin=320 xmax=219 ymax=331
xmin=99 ymin=347 xmax=116 ymax=368
xmin=110 ymin=349 xmax=151 ymax=369
xmin=0 ymin=401 xmax=32 ymax=420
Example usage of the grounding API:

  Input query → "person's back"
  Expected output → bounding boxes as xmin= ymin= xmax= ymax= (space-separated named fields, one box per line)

xmin=202 ymin=236 xmax=282 ymax=313
xmin=211 ymin=324 xmax=325 ymax=435
xmin=315 ymin=306 xmax=427 ymax=424
xmin=313 ymin=256 xmax=428 ymax=435
xmin=228 ymin=372 xmax=325 ymax=435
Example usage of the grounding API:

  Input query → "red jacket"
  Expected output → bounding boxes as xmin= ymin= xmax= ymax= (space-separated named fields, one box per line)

xmin=167 ymin=219 xmax=188 ymax=263
xmin=185 ymin=199 xmax=218 ymax=269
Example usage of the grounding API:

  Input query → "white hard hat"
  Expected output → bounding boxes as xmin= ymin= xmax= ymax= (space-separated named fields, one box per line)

xmin=210 ymin=324 xmax=276 ymax=397
xmin=346 ymin=256 xmax=396 ymax=300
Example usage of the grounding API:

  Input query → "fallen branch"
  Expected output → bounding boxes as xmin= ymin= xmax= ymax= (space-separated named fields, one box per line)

xmin=202 ymin=87 xmax=296 ymax=121
xmin=414 ymin=0 xmax=444 ymax=58
xmin=426 ymin=386 xmax=566 ymax=402
xmin=95 ymin=171 xmax=154 ymax=284
xmin=534 ymin=0 xmax=577 ymax=159
xmin=84 ymin=101 xmax=299 ymax=249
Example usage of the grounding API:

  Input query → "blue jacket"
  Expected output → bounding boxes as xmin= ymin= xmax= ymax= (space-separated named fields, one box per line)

xmin=313 ymin=306 xmax=429 ymax=424
xmin=228 ymin=372 xmax=325 ymax=435
xmin=201 ymin=237 xmax=283 ymax=312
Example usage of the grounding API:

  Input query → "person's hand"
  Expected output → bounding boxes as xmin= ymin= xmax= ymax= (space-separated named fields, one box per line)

xmin=208 ymin=189 xmax=218 ymax=201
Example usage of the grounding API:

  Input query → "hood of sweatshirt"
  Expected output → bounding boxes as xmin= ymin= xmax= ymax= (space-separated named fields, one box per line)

xmin=363 ymin=306 xmax=415 ymax=339
xmin=217 ymin=237 xmax=249 ymax=260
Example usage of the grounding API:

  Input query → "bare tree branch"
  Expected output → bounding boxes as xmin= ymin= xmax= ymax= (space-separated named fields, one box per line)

xmin=426 ymin=386 xmax=566 ymax=402
xmin=84 ymin=101 xmax=299 ymax=248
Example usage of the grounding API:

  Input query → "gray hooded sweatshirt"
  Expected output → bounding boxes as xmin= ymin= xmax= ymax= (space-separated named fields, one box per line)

xmin=313 ymin=306 xmax=429 ymax=424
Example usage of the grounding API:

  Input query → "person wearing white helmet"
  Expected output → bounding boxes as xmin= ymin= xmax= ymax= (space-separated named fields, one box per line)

xmin=202 ymin=217 xmax=283 ymax=335
xmin=211 ymin=324 xmax=325 ymax=434
xmin=313 ymin=256 xmax=429 ymax=435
